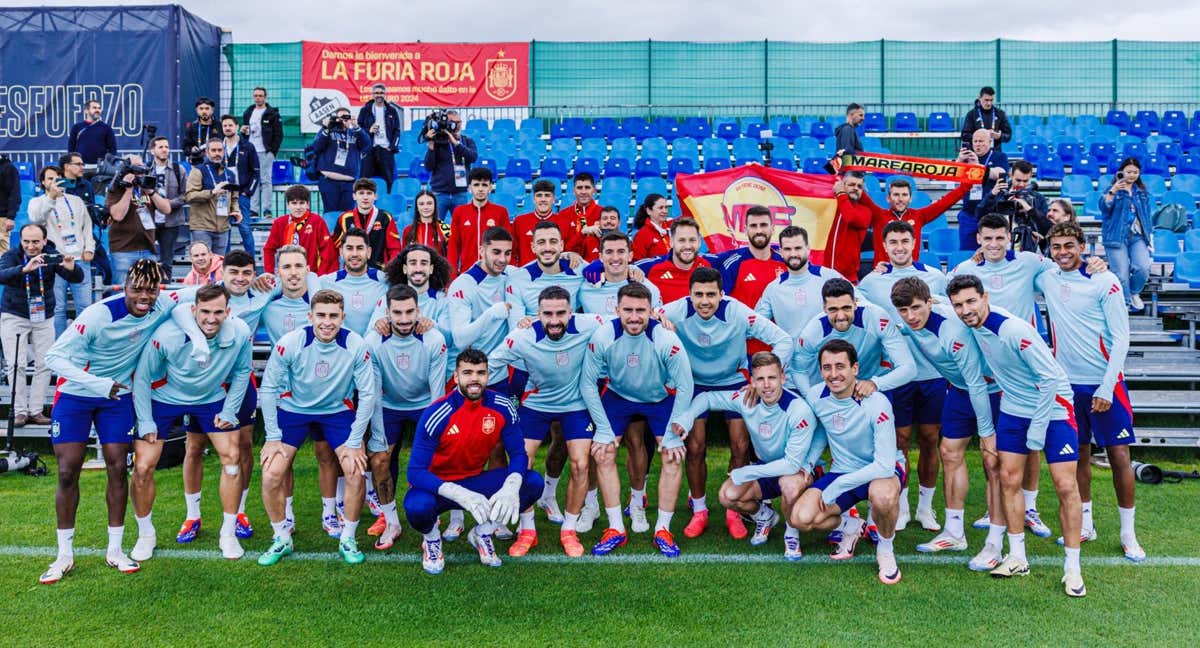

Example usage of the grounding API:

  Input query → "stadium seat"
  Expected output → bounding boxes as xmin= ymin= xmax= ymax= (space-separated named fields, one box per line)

xmin=1046 ymin=115 xmax=1071 ymax=131
xmin=1177 ymin=251 xmax=1200 ymax=287
xmin=602 ymin=177 xmax=632 ymax=196
xmin=394 ymin=178 xmax=421 ymax=197
xmin=801 ymin=157 xmax=827 ymax=174
xmin=716 ymin=122 xmax=740 ymax=141
xmin=639 ymin=177 xmax=669 ymax=198
xmin=1135 ymin=110 xmax=1160 ymax=130
xmin=1082 ymin=190 xmax=1104 ymax=217
xmin=1128 ymin=121 xmax=1152 ymax=138
xmin=1144 ymin=157 xmax=1170 ymax=177
xmin=768 ymin=116 xmax=792 ymax=133
xmin=1053 ymin=138 xmax=1081 ymax=164
xmin=466 ymin=119 xmax=489 ymax=135
xmin=505 ymin=158 xmax=534 ymax=181
xmin=492 ymin=119 xmax=516 ymax=135
xmin=1158 ymin=142 xmax=1182 ymax=163
xmin=491 ymin=192 xmax=521 ymax=215
xmin=518 ymin=141 xmax=546 ymax=161
xmin=1180 ymin=130 xmax=1200 ymax=152
xmin=549 ymin=138 xmax=577 ymax=160
xmin=604 ymin=157 xmax=633 ymax=178
xmin=1152 ymin=229 xmax=1182 ymax=263
xmin=1172 ymin=173 xmax=1200 ymax=199
xmin=795 ymin=117 xmax=817 ymax=136
xmin=946 ymin=249 xmax=975 ymax=269
xmin=682 ymin=117 xmax=711 ymax=140
xmin=777 ymin=122 xmax=803 ymax=141
xmin=1179 ymin=155 xmax=1200 ymax=176
xmin=743 ymin=120 xmax=768 ymax=139
xmin=911 ymin=190 xmax=933 ymax=208
xmin=408 ymin=158 xmax=431 ymax=184
xmin=610 ymin=137 xmax=638 ymax=160
xmin=321 ymin=211 xmax=340 ymax=231
xmin=1122 ymin=142 xmax=1147 ymax=161
xmin=893 ymin=112 xmax=918 ymax=132
xmin=549 ymin=123 xmax=572 ymax=140
xmin=495 ymin=177 xmax=526 ymax=199
xmin=393 ymin=152 xmax=416 ymax=178
xmin=927 ymin=229 xmax=960 ymax=263
xmin=1163 ymin=109 xmax=1186 ymax=123
xmin=809 ymin=121 xmax=833 ymax=139
xmin=701 ymin=137 xmax=728 ymax=159
xmin=1015 ymin=114 xmax=1044 ymax=126
xmin=1105 ymin=110 xmax=1130 ymax=130
xmin=1075 ymin=115 xmax=1101 ymax=133
xmin=1087 ymin=140 xmax=1118 ymax=167
xmin=668 ymin=157 xmax=696 ymax=179
xmin=1072 ymin=155 xmax=1101 ymax=179
xmin=704 ymin=156 xmax=731 ymax=172
xmin=654 ymin=117 xmax=681 ymax=140
xmin=1146 ymin=133 xmax=1172 ymax=149
xmin=734 ymin=156 xmax=760 ymax=168
xmin=862 ymin=137 xmax=888 ymax=153
xmin=927 ymin=112 xmax=954 ymax=132
xmin=671 ymin=137 xmax=700 ymax=162
xmin=540 ymin=157 xmax=569 ymax=181
xmin=642 ymin=136 xmax=669 ymax=158
xmin=1061 ymin=175 xmax=1093 ymax=203
xmin=378 ymin=193 xmax=408 ymax=214
xmin=579 ymin=138 xmax=607 ymax=159
xmin=14 ymin=161 xmax=33 ymax=180
xmin=618 ymin=117 xmax=653 ymax=140
xmin=564 ymin=117 xmax=587 ymax=138
xmin=1162 ymin=119 xmax=1188 ymax=140
xmin=1160 ymin=190 xmax=1195 ymax=210
xmin=475 ymin=158 xmax=499 ymax=178
xmin=635 ymin=158 xmax=663 ymax=179
xmin=863 ymin=112 xmax=887 ymax=132
xmin=1142 ymin=174 xmax=1168 ymax=196
xmin=1186 ymin=229 xmax=1200 ymax=252
xmin=731 ymin=137 xmax=761 ymax=159
xmin=271 ymin=160 xmax=295 ymax=185
xmin=574 ymin=157 xmax=602 ymax=179
xmin=1022 ymin=142 xmax=1049 ymax=165
xmin=769 ymin=156 xmax=795 ymax=171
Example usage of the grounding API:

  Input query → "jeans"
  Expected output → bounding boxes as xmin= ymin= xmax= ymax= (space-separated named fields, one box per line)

xmin=111 ymin=249 xmax=156 ymax=285
xmin=252 ymin=150 xmax=275 ymax=216
xmin=235 ymin=195 xmax=257 ymax=260
xmin=434 ymin=191 xmax=470 ymax=225
xmin=156 ymin=224 xmax=182 ymax=272
xmin=360 ymin=146 xmax=395 ymax=192
xmin=1105 ymin=236 xmax=1150 ymax=305
xmin=189 ymin=230 xmax=230 ymax=260
xmin=0 ymin=313 xmax=56 ymax=416
xmin=53 ymin=260 xmax=93 ymax=337
xmin=317 ymin=176 xmax=355 ymax=214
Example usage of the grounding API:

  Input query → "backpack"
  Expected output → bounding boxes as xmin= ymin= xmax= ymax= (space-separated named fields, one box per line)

xmin=1153 ymin=203 xmax=1189 ymax=233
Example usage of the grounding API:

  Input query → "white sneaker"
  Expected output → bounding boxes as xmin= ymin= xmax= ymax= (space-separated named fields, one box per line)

xmin=877 ymin=551 xmax=902 ymax=584
xmin=1056 ymin=527 xmax=1098 ymax=546
xmin=915 ymin=508 xmax=941 ymax=532
xmin=1122 ymin=535 xmax=1147 ymax=563
xmin=969 ymin=544 xmax=1003 ymax=572
xmin=972 ymin=513 xmax=991 ymax=530
xmin=467 ymin=526 xmax=502 ymax=568
xmin=576 ymin=502 xmax=600 ymax=534
xmin=536 ymin=495 xmax=564 ymax=524
xmin=219 ymin=534 xmax=245 ymax=560
xmin=493 ymin=524 xmax=514 ymax=541
xmin=917 ymin=531 xmax=968 ymax=553
xmin=750 ymin=509 xmax=779 ymax=546
xmin=1129 ymin=294 xmax=1144 ymax=311
xmin=421 ymin=537 xmax=445 ymax=575
xmin=1025 ymin=509 xmax=1052 ymax=538
xmin=130 ymin=533 xmax=157 ymax=562
xmin=628 ymin=505 xmax=650 ymax=534
xmin=105 ymin=551 xmax=140 ymax=574
xmin=1063 ymin=571 xmax=1087 ymax=597
xmin=783 ymin=534 xmax=802 ymax=561
xmin=39 ymin=557 xmax=74 ymax=584
xmin=989 ymin=555 xmax=1030 ymax=578
xmin=441 ymin=514 xmax=465 ymax=542
xmin=895 ymin=507 xmax=910 ymax=532
xmin=322 ymin=513 xmax=342 ymax=539
xmin=366 ymin=490 xmax=382 ymax=517
xmin=831 ymin=517 xmax=865 ymax=560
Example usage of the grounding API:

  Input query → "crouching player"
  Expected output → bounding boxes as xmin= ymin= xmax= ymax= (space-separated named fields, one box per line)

xmin=404 ymin=349 xmax=544 ymax=574
xmin=258 ymin=289 xmax=377 ymax=566
xmin=131 ymin=285 xmax=254 ymax=561
xmin=789 ymin=340 xmax=906 ymax=585
xmin=674 ymin=352 xmax=817 ymax=560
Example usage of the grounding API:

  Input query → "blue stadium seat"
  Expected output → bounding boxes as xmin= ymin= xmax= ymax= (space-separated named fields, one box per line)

xmin=378 ymin=193 xmax=408 ymax=214
xmin=574 ymin=157 xmax=602 ymax=179
xmin=863 ymin=112 xmax=887 ymax=132
xmin=579 ymin=138 xmax=607 ymax=159
xmin=1135 ymin=110 xmax=1160 ymax=130
xmin=927 ymin=112 xmax=954 ymax=132
xmin=769 ymin=156 xmax=795 ymax=171
xmin=394 ymin=178 xmax=421 ymax=197
xmin=1171 ymin=174 xmax=1200 ymax=198
xmin=505 ymin=158 xmax=533 ymax=181
xmin=768 ymin=116 xmax=792 ymax=133
xmin=927 ymin=228 xmax=960 ymax=263
xmin=408 ymin=158 xmax=431 ymax=184
xmin=716 ymin=121 xmax=740 ymax=141
xmin=1105 ymin=110 xmax=1130 ymax=130
xmin=1014 ymin=114 xmax=1044 ymax=126
xmin=731 ymin=137 xmax=761 ymax=159
xmin=894 ymin=112 xmax=918 ymax=132
xmin=602 ymin=176 xmax=631 ymax=196
xmin=1053 ymin=138 xmax=1081 ymax=164
xmin=618 ymin=117 xmax=653 ymax=140
xmin=540 ymin=157 xmax=569 ymax=181
xmin=271 ymin=160 xmax=294 ymax=185
xmin=682 ymin=117 xmax=711 ymax=140
xmin=1178 ymin=251 xmax=1200 ymax=287
xmin=1179 ymin=155 xmax=1200 ymax=176
xmin=1122 ymin=141 xmax=1147 ymax=161
xmin=563 ymin=117 xmax=587 ymax=138
xmin=19 ymin=179 xmax=35 ymax=197
xmin=393 ymin=152 xmax=416 ymax=178
xmin=1071 ymin=155 xmax=1101 ymax=179
xmin=638 ymin=177 xmax=669 ymax=197
xmin=604 ymin=157 xmax=632 ymax=178
xmin=1082 ymin=190 xmax=1103 ymax=216
xmin=642 ymin=137 xmax=669 ymax=158
xmin=1180 ymin=130 xmax=1200 ymax=152
xmin=1022 ymin=142 xmax=1049 ymax=164
xmin=1162 ymin=119 xmax=1188 ymax=139
xmin=1144 ymin=156 xmax=1170 ymax=177
xmin=586 ymin=118 xmax=615 ymax=140
xmin=704 ymin=156 xmax=731 ymax=172
xmin=1163 ymin=110 xmax=1186 ymax=123
xmin=518 ymin=140 xmax=546 ymax=161
xmin=549 ymin=123 xmax=571 ymax=140
xmin=1146 ymin=133 xmax=1172 ymax=149
xmin=668 ymin=157 xmax=696 ymax=179
xmin=549 ymin=138 xmax=577 ymax=160
xmin=777 ymin=122 xmax=803 ymax=141
xmin=474 ymin=158 xmax=499 ymax=178
xmin=320 ymin=211 xmax=341 ymax=231
xmin=610 ymin=137 xmax=638 ymax=160
xmin=635 ymin=158 xmax=663 ymax=179
xmin=910 ymin=190 xmax=932 ymax=208
xmin=739 ymin=120 xmax=764 ymax=140
xmin=14 ymin=161 xmax=33 ymax=180
xmin=1186 ymin=229 xmax=1200 ymax=252
xmin=1087 ymin=140 xmax=1118 ymax=167
xmin=491 ymin=192 xmax=521 ymax=215
xmin=495 ymin=176 xmax=526 ymax=199
xmin=1074 ymin=115 xmax=1101 ymax=133
xmin=1160 ymin=190 xmax=1195 ymax=210
xmin=701 ymin=137 xmax=728 ymax=159
xmin=492 ymin=119 xmax=516 ymax=135
xmin=1158 ymin=142 xmax=1182 ymax=163
xmin=809 ymin=121 xmax=833 ymax=139
xmin=466 ymin=119 xmax=489 ymax=135
xmin=671 ymin=137 xmax=700 ymax=162
xmin=1046 ymin=115 xmax=1071 ymax=131
xmin=1142 ymin=173 xmax=1168 ymax=195
xmin=654 ymin=117 xmax=681 ymax=140
xmin=1152 ymin=229 xmax=1181 ymax=263
xmin=801 ymin=157 xmax=827 ymax=174
xmin=1128 ymin=121 xmax=1152 ymax=138
xmin=1061 ymin=175 xmax=1093 ymax=203
xmin=862 ymin=137 xmax=887 ymax=153
xmin=734 ymin=156 xmax=760 ymax=168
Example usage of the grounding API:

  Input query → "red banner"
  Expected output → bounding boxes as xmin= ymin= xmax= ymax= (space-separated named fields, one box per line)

xmin=675 ymin=164 xmax=839 ymax=261
xmin=300 ymin=41 xmax=529 ymax=132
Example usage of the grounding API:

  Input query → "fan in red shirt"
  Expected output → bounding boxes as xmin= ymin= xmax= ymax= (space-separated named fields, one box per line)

xmin=579 ymin=205 xmax=623 ymax=261
xmin=635 ymin=218 xmax=717 ymax=304
xmin=631 ymin=193 xmax=672 ymax=261
xmin=862 ymin=178 xmax=970 ymax=266
xmin=400 ymin=190 xmax=449 ymax=258
xmin=446 ymin=167 xmax=511 ymax=276
xmin=715 ymin=206 xmax=787 ymax=355
xmin=513 ymin=179 xmax=575 ymax=266
xmin=555 ymin=173 xmax=600 ymax=256
xmin=824 ymin=171 xmax=872 ymax=283
xmin=262 ymin=184 xmax=338 ymax=274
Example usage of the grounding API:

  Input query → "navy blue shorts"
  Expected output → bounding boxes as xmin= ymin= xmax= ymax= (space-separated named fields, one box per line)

xmin=887 ymin=378 xmax=948 ymax=428
xmin=519 ymin=406 xmax=594 ymax=442
xmin=941 ymin=385 xmax=1001 ymax=440
xmin=278 ymin=408 xmax=355 ymax=450
xmin=1072 ymin=382 xmax=1136 ymax=448
xmin=50 ymin=392 xmax=135 ymax=445
xmin=996 ymin=411 xmax=1079 ymax=463
xmin=235 ymin=377 xmax=258 ymax=427
xmin=693 ymin=381 xmax=748 ymax=420
xmin=600 ymin=390 xmax=674 ymax=440
xmin=381 ymin=406 xmax=424 ymax=447
xmin=151 ymin=399 xmax=227 ymax=436
xmin=812 ymin=462 xmax=906 ymax=513
xmin=756 ymin=475 xmax=783 ymax=500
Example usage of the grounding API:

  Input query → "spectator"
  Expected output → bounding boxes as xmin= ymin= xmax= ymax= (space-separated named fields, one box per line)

xmin=181 ymin=96 xmax=218 ymax=165
xmin=446 ymin=167 xmax=510 ymax=275
xmin=631 ymin=193 xmax=671 ymax=260
xmin=185 ymin=138 xmax=242 ymax=257
xmin=1100 ymin=157 xmax=1153 ymax=311
xmin=27 ymin=165 xmax=95 ymax=336
xmin=957 ymin=128 xmax=1009 ymax=249
xmin=144 ymin=136 xmax=188 ymax=275
xmin=67 ymin=98 xmax=117 ymax=164
xmin=241 ymin=86 xmax=283 ymax=218
xmin=580 ymin=205 xmax=622 ymax=261
xmin=58 ymin=151 xmax=111 ymax=284
xmin=313 ymin=106 xmax=370 ymax=213
xmin=512 ymin=179 xmax=568 ymax=265
xmin=826 ymin=171 xmax=872 ymax=282
xmin=401 ymin=190 xmax=448 ymax=256
xmin=1041 ymin=199 xmax=1078 ymax=254
xmin=332 ymin=177 xmax=402 ymax=269
xmin=0 ymin=223 xmax=84 ymax=426
xmin=221 ymin=114 xmax=260 ymax=258
xmin=356 ymin=83 xmax=403 ymax=193
xmin=0 ymin=154 xmax=18 ymax=254
xmin=976 ymin=159 xmax=1051 ymax=252
xmin=959 ymin=86 xmax=1012 ymax=147
xmin=422 ymin=109 xmax=476 ymax=224
xmin=862 ymin=176 xmax=970 ymax=265
xmin=263 ymin=184 xmax=337 ymax=275
xmin=182 ymin=240 xmax=223 ymax=285
xmin=556 ymin=172 xmax=600 ymax=254
xmin=106 ymin=154 xmax=172 ymax=283
xmin=835 ymin=103 xmax=865 ymax=155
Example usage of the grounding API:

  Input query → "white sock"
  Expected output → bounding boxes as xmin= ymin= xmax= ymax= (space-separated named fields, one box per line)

xmin=285 ymin=496 xmax=294 ymax=521
xmin=449 ymin=509 xmax=464 ymax=526
xmin=753 ymin=503 xmax=774 ymax=521
xmin=221 ymin=512 xmax=236 ymax=537
xmin=585 ymin=489 xmax=599 ymax=509
xmin=423 ymin=529 xmax=441 ymax=542
xmin=877 ymin=533 xmax=895 ymax=554
xmin=340 ymin=519 xmax=359 ymax=540
xmin=655 ymin=509 xmax=673 ymax=532
xmin=784 ymin=524 xmax=799 ymax=539
xmin=543 ymin=476 xmax=560 ymax=499
xmin=336 ymin=476 xmax=346 ymax=505
xmin=1081 ymin=500 xmax=1094 ymax=531
xmin=382 ymin=501 xmax=400 ymax=526
xmin=477 ymin=521 xmax=497 ymax=536
xmin=917 ymin=486 xmax=935 ymax=511
xmin=629 ymin=487 xmax=646 ymax=508
xmin=238 ymin=488 xmax=249 ymax=514
xmin=1007 ymin=532 xmax=1027 ymax=563
xmin=364 ymin=472 xmax=375 ymax=495
xmin=986 ymin=523 xmax=1006 ymax=549
xmin=1064 ymin=546 xmax=1081 ymax=574
xmin=945 ymin=508 xmax=964 ymax=538
xmin=605 ymin=506 xmax=625 ymax=533
xmin=184 ymin=491 xmax=201 ymax=520
xmin=1118 ymin=506 xmax=1136 ymax=539
xmin=1022 ymin=489 xmax=1038 ymax=511
xmin=321 ymin=497 xmax=337 ymax=517
xmin=562 ymin=512 xmax=579 ymax=533
xmin=690 ymin=496 xmax=707 ymax=513
xmin=56 ymin=528 xmax=74 ymax=561
xmin=135 ymin=513 xmax=154 ymax=537
xmin=898 ymin=487 xmax=910 ymax=514
xmin=107 ymin=526 xmax=124 ymax=554
xmin=519 ymin=510 xmax=536 ymax=531
xmin=866 ymin=510 xmax=875 ymax=528
xmin=271 ymin=520 xmax=291 ymax=539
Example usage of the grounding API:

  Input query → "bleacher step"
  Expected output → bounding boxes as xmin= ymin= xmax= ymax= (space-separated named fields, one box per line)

xmin=1128 ymin=390 xmax=1200 ymax=414
xmin=1134 ymin=428 xmax=1200 ymax=447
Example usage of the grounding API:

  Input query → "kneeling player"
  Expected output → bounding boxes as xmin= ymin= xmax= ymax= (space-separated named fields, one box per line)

xmin=675 ymin=352 xmax=817 ymax=560
xmin=258 ymin=290 xmax=377 ymax=566
xmin=131 ymin=285 xmax=254 ymax=561
xmin=789 ymin=340 xmax=906 ymax=585
xmin=404 ymin=349 xmax=544 ymax=574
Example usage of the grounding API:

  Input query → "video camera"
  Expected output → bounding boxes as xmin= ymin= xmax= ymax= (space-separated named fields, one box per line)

xmin=96 ymin=154 xmax=157 ymax=194
xmin=419 ymin=108 xmax=460 ymax=143
xmin=991 ymin=178 xmax=1040 ymax=252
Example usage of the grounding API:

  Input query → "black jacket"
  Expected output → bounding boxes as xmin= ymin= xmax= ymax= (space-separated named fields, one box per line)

xmin=960 ymin=101 xmax=1012 ymax=145
xmin=223 ymin=137 xmax=261 ymax=195
xmin=356 ymin=101 xmax=403 ymax=152
xmin=0 ymin=157 xmax=20 ymax=220
xmin=0 ymin=242 xmax=85 ymax=319
xmin=242 ymin=103 xmax=284 ymax=155
xmin=181 ymin=119 xmax=220 ymax=157
xmin=423 ymin=137 xmax=478 ymax=194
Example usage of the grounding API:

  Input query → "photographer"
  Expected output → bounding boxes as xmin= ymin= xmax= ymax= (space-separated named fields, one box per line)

xmin=146 ymin=136 xmax=189 ymax=273
xmin=184 ymin=138 xmax=242 ymax=262
xmin=0 ymin=154 xmax=17 ymax=255
xmin=1100 ymin=157 xmax=1153 ymax=311
xmin=357 ymin=83 xmax=403 ymax=193
xmin=28 ymin=165 xmax=95 ymax=335
xmin=105 ymin=155 xmax=172 ymax=283
xmin=0 ymin=223 xmax=84 ymax=426
xmin=221 ymin=114 xmax=260 ymax=258
xmin=182 ymin=97 xmax=219 ymax=166
xmin=312 ymin=106 xmax=370 ymax=213
xmin=58 ymin=151 xmax=112 ymax=285
xmin=976 ymin=159 xmax=1051 ymax=252
xmin=242 ymin=87 xmax=283 ymax=218
xmin=421 ymin=109 xmax=476 ymax=223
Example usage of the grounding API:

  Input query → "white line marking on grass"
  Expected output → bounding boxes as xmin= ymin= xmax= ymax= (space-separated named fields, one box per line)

xmin=2 ymin=545 xmax=1198 ymax=567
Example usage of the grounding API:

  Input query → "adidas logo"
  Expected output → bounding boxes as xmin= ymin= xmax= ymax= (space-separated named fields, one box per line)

xmin=1108 ymin=284 xmax=1120 ymax=295
xmin=879 ymin=318 xmax=889 ymax=331
xmin=1019 ymin=339 xmax=1032 ymax=351
xmin=669 ymin=345 xmax=681 ymax=356
xmin=275 ymin=344 xmax=286 ymax=356
xmin=451 ymin=290 xmax=464 ymax=299
xmin=797 ymin=418 xmax=810 ymax=429
xmin=745 ymin=272 xmax=757 ymax=282
xmin=876 ymin=412 xmax=890 ymax=424
xmin=748 ymin=315 xmax=758 ymax=325
xmin=951 ymin=341 xmax=964 ymax=353
xmin=661 ymin=271 xmax=674 ymax=279
xmin=1059 ymin=444 xmax=1074 ymax=456
xmin=1117 ymin=428 xmax=1130 ymax=439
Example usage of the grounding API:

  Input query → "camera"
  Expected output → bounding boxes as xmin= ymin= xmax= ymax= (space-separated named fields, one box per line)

xmin=991 ymin=186 xmax=1039 ymax=252
xmin=420 ymin=109 xmax=459 ymax=143
xmin=326 ymin=114 xmax=351 ymax=132
xmin=42 ymin=252 xmax=63 ymax=265
xmin=97 ymin=154 xmax=154 ymax=193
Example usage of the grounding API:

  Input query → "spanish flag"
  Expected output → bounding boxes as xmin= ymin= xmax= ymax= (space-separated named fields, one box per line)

xmin=675 ymin=164 xmax=838 ymax=260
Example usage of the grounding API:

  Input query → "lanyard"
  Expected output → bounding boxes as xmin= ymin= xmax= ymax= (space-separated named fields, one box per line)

xmin=24 ymin=259 xmax=44 ymax=300
xmin=981 ymin=151 xmax=993 ymax=168
xmin=198 ymin=122 xmax=211 ymax=142
xmin=224 ymin=140 xmax=238 ymax=164
xmin=977 ymin=107 xmax=994 ymax=130
xmin=354 ymin=207 xmax=379 ymax=233
xmin=52 ymin=197 xmax=77 ymax=234
xmin=205 ymin=165 xmax=227 ymax=187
